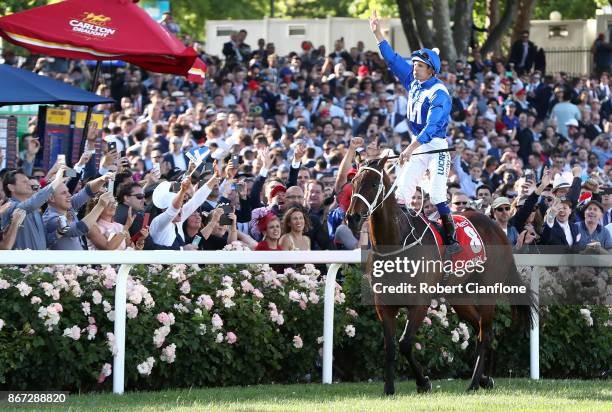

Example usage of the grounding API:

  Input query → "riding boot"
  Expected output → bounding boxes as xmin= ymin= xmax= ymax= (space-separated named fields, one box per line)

xmin=440 ymin=214 xmax=463 ymax=257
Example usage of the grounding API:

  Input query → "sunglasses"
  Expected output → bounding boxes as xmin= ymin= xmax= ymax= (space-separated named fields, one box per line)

xmin=453 ymin=201 xmax=468 ymax=206
xmin=130 ymin=193 xmax=145 ymax=199
xmin=495 ymin=206 xmax=511 ymax=212
xmin=544 ymin=196 xmax=554 ymax=202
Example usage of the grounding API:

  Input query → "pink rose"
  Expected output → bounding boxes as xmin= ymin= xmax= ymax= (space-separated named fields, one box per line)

xmin=197 ymin=294 xmax=214 ymax=311
xmin=211 ymin=314 xmax=223 ymax=331
xmin=226 ymin=331 xmax=237 ymax=344
xmin=293 ymin=335 xmax=303 ymax=349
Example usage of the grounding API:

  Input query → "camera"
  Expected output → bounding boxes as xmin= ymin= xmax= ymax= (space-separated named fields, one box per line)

xmin=57 ymin=215 xmax=69 ymax=235
xmin=218 ymin=204 xmax=233 ymax=226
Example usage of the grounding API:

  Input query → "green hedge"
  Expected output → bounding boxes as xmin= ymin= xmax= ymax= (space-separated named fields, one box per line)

xmin=0 ymin=264 xmax=610 ymax=392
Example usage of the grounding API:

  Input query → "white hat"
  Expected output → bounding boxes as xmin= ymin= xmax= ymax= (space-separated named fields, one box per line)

xmin=152 ymin=181 xmax=176 ymax=209
xmin=211 ymin=147 xmax=227 ymax=160
xmin=225 ymin=136 xmax=240 ymax=147
xmin=565 ymin=118 xmax=579 ymax=128
xmin=552 ymin=172 xmax=573 ymax=192
xmin=484 ymin=112 xmax=497 ymax=122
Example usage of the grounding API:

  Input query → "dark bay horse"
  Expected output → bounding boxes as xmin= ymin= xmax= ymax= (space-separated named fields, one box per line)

xmin=346 ymin=157 xmax=536 ymax=394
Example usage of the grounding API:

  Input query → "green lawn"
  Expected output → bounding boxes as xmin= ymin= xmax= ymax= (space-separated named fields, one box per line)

xmin=5 ymin=379 xmax=611 ymax=411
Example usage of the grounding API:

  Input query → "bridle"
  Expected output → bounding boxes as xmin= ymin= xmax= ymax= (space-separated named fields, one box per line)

xmin=350 ymin=163 xmax=432 ymax=253
xmin=351 ymin=165 xmax=398 ymax=219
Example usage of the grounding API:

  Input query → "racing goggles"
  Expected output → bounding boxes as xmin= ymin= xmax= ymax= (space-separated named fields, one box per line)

xmin=411 ymin=50 xmax=434 ymax=70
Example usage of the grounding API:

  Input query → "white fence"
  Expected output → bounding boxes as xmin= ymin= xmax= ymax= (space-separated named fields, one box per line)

xmin=0 ymin=250 xmax=609 ymax=393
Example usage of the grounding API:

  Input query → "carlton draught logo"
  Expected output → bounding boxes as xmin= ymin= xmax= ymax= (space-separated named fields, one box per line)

xmin=69 ymin=12 xmax=116 ymax=38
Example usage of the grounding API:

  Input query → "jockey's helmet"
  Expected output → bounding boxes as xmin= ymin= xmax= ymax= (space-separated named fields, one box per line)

xmin=410 ymin=48 xmax=441 ymax=74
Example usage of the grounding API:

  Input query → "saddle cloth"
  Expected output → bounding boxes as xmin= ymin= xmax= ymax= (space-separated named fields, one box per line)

xmin=427 ymin=215 xmax=487 ymax=265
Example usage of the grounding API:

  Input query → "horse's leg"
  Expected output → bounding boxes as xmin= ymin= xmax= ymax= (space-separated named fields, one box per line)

xmin=377 ymin=305 xmax=398 ymax=395
xmin=399 ymin=305 xmax=431 ymax=393
xmin=480 ymin=346 xmax=496 ymax=389
xmin=454 ymin=305 xmax=493 ymax=389
xmin=466 ymin=306 xmax=495 ymax=391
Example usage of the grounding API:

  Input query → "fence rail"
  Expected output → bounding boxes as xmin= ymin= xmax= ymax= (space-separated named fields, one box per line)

xmin=542 ymin=47 xmax=592 ymax=77
xmin=0 ymin=251 xmax=609 ymax=394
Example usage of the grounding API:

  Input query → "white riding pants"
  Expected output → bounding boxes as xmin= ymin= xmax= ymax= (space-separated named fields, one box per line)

xmin=396 ymin=137 xmax=451 ymax=205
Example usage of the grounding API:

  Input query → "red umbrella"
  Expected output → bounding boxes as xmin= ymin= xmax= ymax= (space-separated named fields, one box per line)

xmin=0 ymin=0 xmax=197 ymax=76
xmin=0 ymin=0 xmax=203 ymax=136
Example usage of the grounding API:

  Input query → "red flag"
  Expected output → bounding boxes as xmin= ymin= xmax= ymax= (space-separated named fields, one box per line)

xmin=187 ymin=58 xmax=207 ymax=84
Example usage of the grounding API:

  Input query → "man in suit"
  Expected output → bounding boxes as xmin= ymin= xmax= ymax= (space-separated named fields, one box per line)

xmin=162 ymin=135 xmax=190 ymax=171
xmin=222 ymin=32 xmax=243 ymax=72
xmin=602 ymin=186 xmax=612 ymax=227
xmin=509 ymin=30 xmax=538 ymax=76
xmin=517 ymin=118 xmax=543 ymax=165
xmin=328 ymin=38 xmax=354 ymax=70
xmin=236 ymin=29 xmax=252 ymax=62
xmin=451 ymin=86 xmax=471 ymax=121
xmin=383 ymin=96 xmax=403 ymax=129
xmin=541 ymin=196 xmax=580 ymax=251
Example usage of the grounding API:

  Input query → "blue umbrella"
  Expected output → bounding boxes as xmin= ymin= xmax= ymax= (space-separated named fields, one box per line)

xmin=0 ymin=64 xmax=114 ymax=106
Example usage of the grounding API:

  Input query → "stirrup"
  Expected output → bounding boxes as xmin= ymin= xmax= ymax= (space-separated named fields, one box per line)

xmin=445 ymin=241 xmax=463 ymax=257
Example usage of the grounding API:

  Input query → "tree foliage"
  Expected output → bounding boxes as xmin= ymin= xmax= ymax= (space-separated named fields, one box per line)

xmin=142 ymin=0 xmax=269 ymax=40
xmin=0 ymin=0 xmax=48 ymax=16
xmin=533 ymin=0 xmax=608 ymax=20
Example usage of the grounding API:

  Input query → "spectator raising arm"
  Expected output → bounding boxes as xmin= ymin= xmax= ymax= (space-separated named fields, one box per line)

xmin=335 ymin=137 xmax=362 ymax=193
xmin=287 ymin=143 xmax=306 ymax=189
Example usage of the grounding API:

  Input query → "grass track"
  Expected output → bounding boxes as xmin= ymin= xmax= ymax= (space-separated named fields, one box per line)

xmin=4 ymin=378 xmax=611 ymax=411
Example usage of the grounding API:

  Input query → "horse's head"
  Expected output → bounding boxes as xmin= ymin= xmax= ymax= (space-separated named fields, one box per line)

xmin=346 ymin=156 xmax=390 ymax=233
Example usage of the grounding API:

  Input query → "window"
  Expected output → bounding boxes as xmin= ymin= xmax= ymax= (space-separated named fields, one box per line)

xmin=288 ymin=25 xmax=306 ymax=36
xmin=548 ymin=25 xmax=568 ymax=38
xmin=216 ymin=27 xmax=234 ymax=37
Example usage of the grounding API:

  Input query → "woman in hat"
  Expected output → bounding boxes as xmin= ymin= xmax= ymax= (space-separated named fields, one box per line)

xmin=254 ymin=211 xmax=282 ymax=251
xmin=369 ymin=9 xmax=461 ymax=256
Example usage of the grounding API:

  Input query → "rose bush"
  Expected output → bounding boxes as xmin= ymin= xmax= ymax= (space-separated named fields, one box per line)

xmin=0 ymin=264 xmax=610 ymax=392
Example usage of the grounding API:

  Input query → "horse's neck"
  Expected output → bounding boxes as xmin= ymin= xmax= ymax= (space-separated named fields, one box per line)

xmin=370 ymin=198 xmax=403 ymax=248
xmin=370 ymin=199 xmax=427 ymax=250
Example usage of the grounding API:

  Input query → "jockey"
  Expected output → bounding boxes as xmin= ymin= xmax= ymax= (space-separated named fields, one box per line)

xmin=369 ymin=10 xmax=462 ymax=256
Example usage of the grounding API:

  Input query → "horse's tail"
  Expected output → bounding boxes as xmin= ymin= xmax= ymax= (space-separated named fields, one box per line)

xmin=508 ymin=265 xmax=538 ymax=330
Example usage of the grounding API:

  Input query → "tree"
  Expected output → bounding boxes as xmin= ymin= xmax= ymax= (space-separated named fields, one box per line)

xmin=433 ymin=0 xmax=457 ymax=63
xmin=0 ymin=0 xmax=48 ymax=16
xmin=142 ymin=0 xmax=268 ymax=41
xmin=480 ymin=0 xmax=519 ymax=56
xmin=533 ymin=0 xmax=608 ymax=20
xmin=511 ymin=0 xmax=537 ymax=43
xmin=395 ymin=0 xmax=518 ymax=62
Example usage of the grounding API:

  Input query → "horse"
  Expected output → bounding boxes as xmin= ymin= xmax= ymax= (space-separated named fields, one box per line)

xmin=345 ymin=157 xmax=536 ymax=394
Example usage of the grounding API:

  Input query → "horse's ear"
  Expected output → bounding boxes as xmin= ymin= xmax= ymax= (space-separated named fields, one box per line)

xmin=376 ymin=155 xmax=389 ymax=169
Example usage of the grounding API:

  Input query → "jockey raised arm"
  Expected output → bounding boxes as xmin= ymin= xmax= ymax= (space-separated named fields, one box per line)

xmin=369 ymin=10 xmax=462 ymax=256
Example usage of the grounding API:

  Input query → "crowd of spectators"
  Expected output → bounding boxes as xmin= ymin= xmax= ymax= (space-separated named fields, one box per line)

xmin=0 ymin=21 xmax=610 ymax=254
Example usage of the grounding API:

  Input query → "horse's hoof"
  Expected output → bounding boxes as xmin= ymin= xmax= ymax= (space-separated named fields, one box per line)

xmin=416 ymin=376 xmax=432 ymax=393
xmin=480 ymin=376 xmax=495 ymax=389
xmin=466 ymin=385 xmax=479 ymax=392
